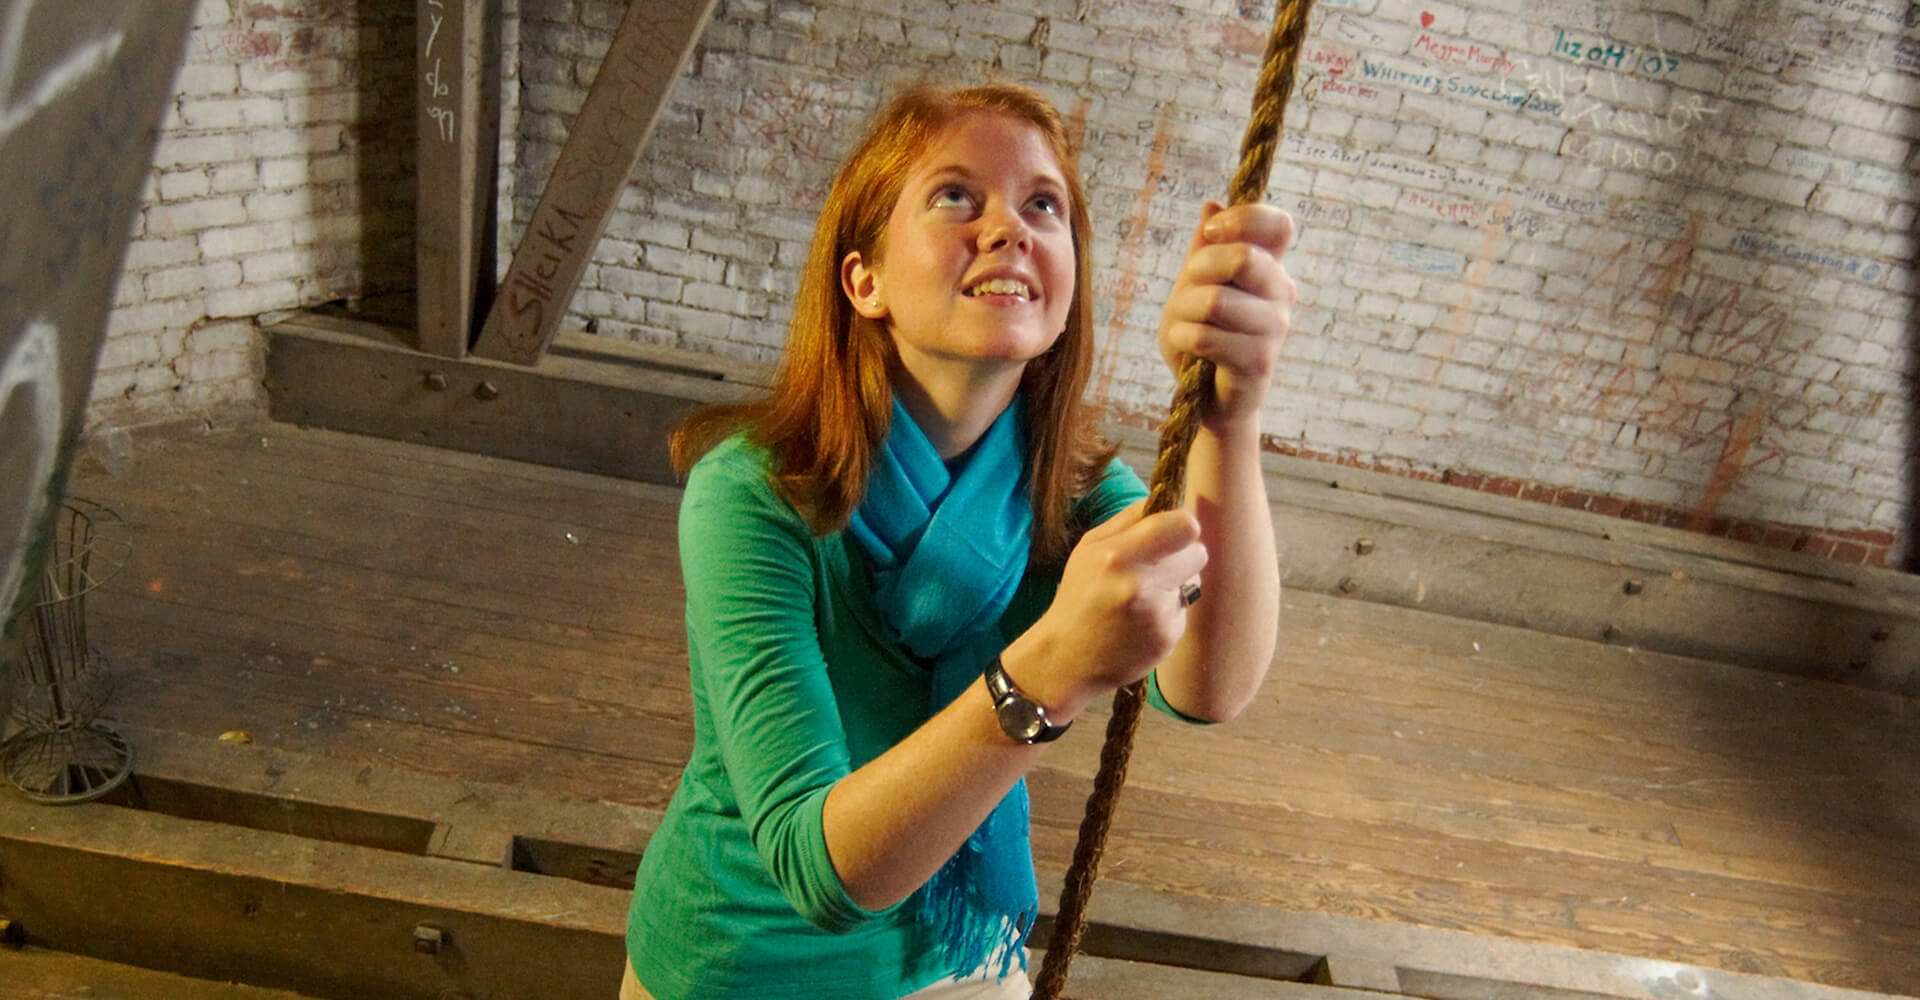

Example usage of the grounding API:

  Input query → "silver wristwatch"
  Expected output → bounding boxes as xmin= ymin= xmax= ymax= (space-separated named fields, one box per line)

xmin=984 ymin=655 xmax=1070 ymax=744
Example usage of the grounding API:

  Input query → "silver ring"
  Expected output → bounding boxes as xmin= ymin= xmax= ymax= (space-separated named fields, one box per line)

xmin=1179 ymin=581 xmax=1202 ymax=607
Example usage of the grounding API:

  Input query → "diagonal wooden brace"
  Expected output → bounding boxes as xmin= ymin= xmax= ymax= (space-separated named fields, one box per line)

xmin=473 ymin=0 xmax=720 ymax=365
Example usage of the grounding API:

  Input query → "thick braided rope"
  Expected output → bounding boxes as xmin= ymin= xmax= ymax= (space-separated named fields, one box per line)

xmin=1031 ymin=0 xmax=1316 ymax=994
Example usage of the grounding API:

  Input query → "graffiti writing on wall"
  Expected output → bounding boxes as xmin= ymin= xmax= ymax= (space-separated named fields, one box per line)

xmin=421 ymin=0 xmax=456 ymax=143
xmin=1496 ymin=222 xmax=1807 ymax=523
xmin=1549 ymin=28 xmax=1683 ymax=77
xmin=717 ymin=76 xmax=861 ymax=210
xmin=1734 ymin=232 xmax=1884 ymax=282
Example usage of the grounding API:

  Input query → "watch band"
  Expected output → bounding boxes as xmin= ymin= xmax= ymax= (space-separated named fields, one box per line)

xmin=984 ymin=654 xmax=1071 ymax=744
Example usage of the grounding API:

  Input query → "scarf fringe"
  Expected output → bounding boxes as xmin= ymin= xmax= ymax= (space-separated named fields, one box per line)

xmin=919 ymin=836 xmax=1035 ymax=980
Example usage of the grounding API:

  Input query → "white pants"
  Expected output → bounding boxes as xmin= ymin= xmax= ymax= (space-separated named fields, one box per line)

xmin=903 ymin=965 xmax=1031 ymax=999
xmin=620 ymin=960 xmax=1031 ymax=1000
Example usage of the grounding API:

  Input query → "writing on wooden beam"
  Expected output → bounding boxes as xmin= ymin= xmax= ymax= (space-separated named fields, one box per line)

xmin=474 ymin=0 xmax=720 ymax=365
xmin=415 ymin=0 xmax=500 ymax=359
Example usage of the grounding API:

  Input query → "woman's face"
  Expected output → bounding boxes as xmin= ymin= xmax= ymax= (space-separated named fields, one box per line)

xmin=842 ymin=113 xmax=1077 ymax=397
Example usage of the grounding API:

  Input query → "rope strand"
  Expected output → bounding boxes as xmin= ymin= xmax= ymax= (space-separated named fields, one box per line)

xmin=1032 ymin=0 xmax=1317 ymax=994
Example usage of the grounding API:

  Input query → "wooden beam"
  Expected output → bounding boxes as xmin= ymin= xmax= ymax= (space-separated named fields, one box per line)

xmin=473 ymin=0 xmax=720 ymax=365
xmin=0 ymin=1 xmax=194 ymax=632
xmin=0 ymin=802 xmax=631 ymax=1000
xmin=264 ymin=310 xmax=761 ymax=486
xmin=263 ymin=306 xmax=1920 ymax=695
xmin=1105 ymin=425 xmax=1920 ymax=696
xmin=414 ymin=0 xmax=500 ymax=358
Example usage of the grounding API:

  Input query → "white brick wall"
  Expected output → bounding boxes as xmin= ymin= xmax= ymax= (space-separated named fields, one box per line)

xmin=89 ymin=0 xmax=1919 ymax=556
xmin=90 ymin=0 xmax=419 ymax=433
xmin=505 ymin=0 xmax=1917 ymax=550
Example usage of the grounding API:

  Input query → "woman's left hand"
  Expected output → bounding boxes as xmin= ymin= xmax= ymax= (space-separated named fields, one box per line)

xmin=1157 ymin=202 xmax=1296 ymax=425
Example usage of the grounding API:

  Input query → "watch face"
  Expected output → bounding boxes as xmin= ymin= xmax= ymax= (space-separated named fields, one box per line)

xmin=998 ymin=699 xmax=1047 ymax=742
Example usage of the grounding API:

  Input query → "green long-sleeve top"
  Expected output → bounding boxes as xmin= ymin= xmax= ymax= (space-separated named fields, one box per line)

xmin=627 ymin=436 xmax=1194 ymax=1000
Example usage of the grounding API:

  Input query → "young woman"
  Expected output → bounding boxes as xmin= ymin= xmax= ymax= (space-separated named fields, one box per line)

xmin=623 ymin=82 xmax=1294 ymax=1000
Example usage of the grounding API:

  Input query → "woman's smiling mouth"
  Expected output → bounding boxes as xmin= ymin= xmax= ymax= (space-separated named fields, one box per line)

xmin=965 ymin=277 xmax=1035 ymax=299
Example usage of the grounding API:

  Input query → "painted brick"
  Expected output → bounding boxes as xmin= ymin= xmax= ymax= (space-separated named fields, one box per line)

xmin=144 ymin=261 xmax=242 ymax=300
xmin=146 ymin=197 xmax=248 ymax=235
xmin=648 ymin=300 xmax=738 ymax=341
xmin=207 ymin=161 xmax=259 ymax=194
xmin=258 ymin=157 xmax=310 ymax=189
xmin=1041 ymin=50 xmax=1091 ymax=85
xmin=193 ymin=0 xmax=231 ymax=27
xmin=524 ymin=82 xmax=584 ymax=116
xmin=179 ymin=347 xmax=254 ymax=383
xmin=1808 ymin=185 xmax=1894 ymax=225
xmin=248 ymin=124 xmax=344 ymax=158
xmin=152 ymin=133 xmax=244 ymax=168
xmin=123 ymin=237 xmax=200 ymax=273
xmin=106 ymin=297 xmax=206 ymax=338
xmin=296 ymin=91 xmax=353 ymax=124
xmin=206 ymin=281 xmax=301 ymax=320
xmin=288 ymin=214 xmax=360 ymax=248
xmin=176 ymin=96 xmax=252 ymax=130
xmin=1829 ymin=124 xmax=1908 ymax=167
xmin=682 ymin=281 xmax=764 ymax=317
xmin=240 ymin=249 xmax=314 ymax=285
xmin=200 ymin=222 xmax=295 ymax=260
xmin=96 ymin=332 xmax=165 ymax=371
xmin=182 ymin=322 xmax=255 ymax=357
xmin=1731 ymin=171 xmax=1816 ymax=207
xmin=156 ymin=169 xmax=214 ymax=202
xmin=600 ymin=266 xmax=685 ymax=300
xmin=1807 ymin=89 xmax=1889 ymax=132
xmin=174 ymin=62 xmax=239 ymax=95
xmin=243 ymin=190 xmax=312 ymax=222
xmin=239 ymin=58 xmax=343 ymax=92
xmin=690 ymin=229 xmax=776 ymax=263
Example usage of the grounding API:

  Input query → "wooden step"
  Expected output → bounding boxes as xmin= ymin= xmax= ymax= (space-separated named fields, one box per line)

xmin=0 ymin=947 xmax=324 ymax=1000
xmin=2 ymin=726 xmax=1903 ymax=1000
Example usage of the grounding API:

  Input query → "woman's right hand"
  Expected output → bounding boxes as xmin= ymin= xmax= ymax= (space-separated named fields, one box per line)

xmin=1001 ymin=500 xmax=1209 ymax=721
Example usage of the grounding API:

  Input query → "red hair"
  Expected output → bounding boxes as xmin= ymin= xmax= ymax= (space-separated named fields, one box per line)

xmin=672 ymin=83 xmax=1113 ymax=567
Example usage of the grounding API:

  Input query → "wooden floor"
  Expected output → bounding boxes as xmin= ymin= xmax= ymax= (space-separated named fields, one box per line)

xmin=53 ymin=423 xmax=1920 ymax=996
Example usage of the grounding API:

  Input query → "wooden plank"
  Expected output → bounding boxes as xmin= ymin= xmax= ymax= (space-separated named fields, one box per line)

xmin=93 ymin=596 xmax=696 ymax=789
xmin=472 ymin=0 xmax=722 ymax=364
xmin=0 ymin=804 xmax=630 ymax=1000
xmin=1052 ymin=879 xmax=1912 ymax=1000
xmin=1109 ymin=435 xmax=1920 ymax=695
xmin=1032 ymin=785 xmax=1920 ymax=976
xmin=414 ymin=0 xmax=501 ymax=358
xmin=1317 ymin=954 xmax=1401 ymax=991
xmin=0 ymin=947 xmax=320 ymax=1000
xmin=1027 ymin=949 xmax=1373 ymax=1000
xmin=265 ymin=314 xmax=754 ymax=485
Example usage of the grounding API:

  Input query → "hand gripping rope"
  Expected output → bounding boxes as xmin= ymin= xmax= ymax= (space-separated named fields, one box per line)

xmin=1031 ymin=0 xmax=1317 ymax=994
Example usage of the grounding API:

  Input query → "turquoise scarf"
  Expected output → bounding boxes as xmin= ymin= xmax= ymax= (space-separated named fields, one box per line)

xmin=846 ymin=396 xmax=1036 ymax=981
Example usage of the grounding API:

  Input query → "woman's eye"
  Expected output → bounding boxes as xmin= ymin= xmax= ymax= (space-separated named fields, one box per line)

xmin=931 ymin=187 xmax=971 ymax=209
xmin=1030 ymin=193 xmax=1063 ymax=216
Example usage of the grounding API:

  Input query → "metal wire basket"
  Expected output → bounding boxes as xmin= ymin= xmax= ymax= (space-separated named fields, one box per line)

xmin=1 ymin=497 xmax=134 ymax=803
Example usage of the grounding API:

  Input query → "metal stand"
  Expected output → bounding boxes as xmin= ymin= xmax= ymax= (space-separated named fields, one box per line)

xmin=1 ymin=498 xmax=133 ymax=803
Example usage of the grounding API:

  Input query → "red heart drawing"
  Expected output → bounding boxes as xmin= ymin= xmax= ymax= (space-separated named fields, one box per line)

xmin=1420 ymin=10 xmax=1435 ymax=27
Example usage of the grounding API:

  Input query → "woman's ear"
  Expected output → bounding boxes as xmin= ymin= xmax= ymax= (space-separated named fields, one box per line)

xmin=841 ymin=251 xmax=888 ymax=320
